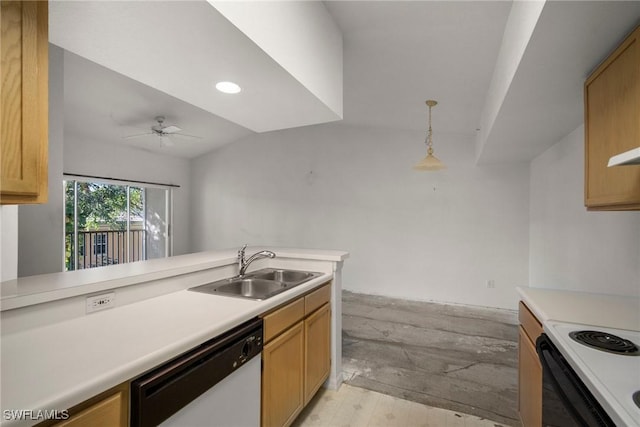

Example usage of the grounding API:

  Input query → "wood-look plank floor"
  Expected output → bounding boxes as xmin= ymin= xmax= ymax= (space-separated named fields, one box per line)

xmin=341 ymin=291 xmax=520 ymax=426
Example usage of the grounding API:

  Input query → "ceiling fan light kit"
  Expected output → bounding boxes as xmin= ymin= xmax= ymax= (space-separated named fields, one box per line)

xmin=414 ymin=100 xmax=446 ymax=172
xmin=153 ymin=116 xmax=181 ymax=134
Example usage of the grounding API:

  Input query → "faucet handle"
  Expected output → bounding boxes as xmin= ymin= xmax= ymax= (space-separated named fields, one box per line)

xmin=238 ymin=244 xmax=248 ymax=260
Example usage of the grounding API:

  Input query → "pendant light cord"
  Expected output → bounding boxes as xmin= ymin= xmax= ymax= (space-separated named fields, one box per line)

xmin=426 ymin=104 xmax=433 ymax=155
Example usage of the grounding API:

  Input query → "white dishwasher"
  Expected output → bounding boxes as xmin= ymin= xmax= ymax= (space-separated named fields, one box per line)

xmin=131 ymin=318 xmax=263 ymax=427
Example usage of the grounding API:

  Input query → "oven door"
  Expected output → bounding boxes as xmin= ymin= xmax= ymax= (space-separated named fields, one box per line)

xmin=536 ymin=334 xmax=615 ymax=427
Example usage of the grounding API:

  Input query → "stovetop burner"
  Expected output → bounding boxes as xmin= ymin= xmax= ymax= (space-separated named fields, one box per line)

xmin=569 ymin=330 xmax=640 ymax=355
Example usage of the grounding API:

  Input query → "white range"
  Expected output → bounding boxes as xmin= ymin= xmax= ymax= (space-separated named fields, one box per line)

xmin=544 ymin=321 xmax=640 ymax=427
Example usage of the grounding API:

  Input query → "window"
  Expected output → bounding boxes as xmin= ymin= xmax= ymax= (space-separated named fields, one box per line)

xmin=64 ymin=177 xmax=173 ymax=271
xmin=93 ymin=233 xmax=107 ymax=255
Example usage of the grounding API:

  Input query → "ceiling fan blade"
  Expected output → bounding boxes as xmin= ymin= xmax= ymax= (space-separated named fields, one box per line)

xmin=171 ymin=132 xmax=203 ymax=140
xmin=122 ymin=132 xmax=153 ymax=139
xmin=161 ymin=125 xmax=182 ymax=134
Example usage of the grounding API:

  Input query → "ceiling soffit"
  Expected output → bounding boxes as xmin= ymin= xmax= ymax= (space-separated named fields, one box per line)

xmin=62 ymin=49 xmax=254 ymax=159
xmin=49 ymin=1 xmax=343 ymax=134
xmin=210 ymin=0 xmax=343 ymax=119
xmin=476 ymin=0 xmax=640 ymax=164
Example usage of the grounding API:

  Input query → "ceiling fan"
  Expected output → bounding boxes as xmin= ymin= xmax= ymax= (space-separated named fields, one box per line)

xmin=123 ymin=116 xmax=202 ymax=146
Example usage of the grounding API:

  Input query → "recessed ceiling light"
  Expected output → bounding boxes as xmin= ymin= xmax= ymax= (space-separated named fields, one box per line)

xmin=215 ymin=81 xmax=241 ymax=94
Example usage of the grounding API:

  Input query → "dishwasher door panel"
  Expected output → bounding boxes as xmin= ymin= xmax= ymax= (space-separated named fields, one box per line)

xmin=131 ymin=317 xmax=263 ymax=427
xmin=161 ymin=356 xmax=261 ymax=427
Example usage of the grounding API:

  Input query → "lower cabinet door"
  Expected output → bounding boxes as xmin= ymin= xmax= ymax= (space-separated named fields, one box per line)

xmin=262 ymin=321 xmax=305 ymax=427
xmin=518 ymin=326 xmax=542 ymax=427
xmin=304 ymin=303 xmax=331 ymax=405
xmin=53 ymin=384 xmax=128 ymax=427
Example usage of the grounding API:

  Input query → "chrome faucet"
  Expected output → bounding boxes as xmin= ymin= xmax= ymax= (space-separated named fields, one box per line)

xmin=237 ymin=244 xmax=276 ymax=276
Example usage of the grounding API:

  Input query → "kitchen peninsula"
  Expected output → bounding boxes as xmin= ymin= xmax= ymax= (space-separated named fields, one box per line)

xmin=0 ymin=247 xmax=348 ymax=426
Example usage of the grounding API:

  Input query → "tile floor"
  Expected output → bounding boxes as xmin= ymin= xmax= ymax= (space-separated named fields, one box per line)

xmin=293 ymin=384 xmax=510 ymax=427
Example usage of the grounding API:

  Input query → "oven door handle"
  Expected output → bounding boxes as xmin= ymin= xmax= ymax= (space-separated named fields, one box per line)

xmin=536 ymin=333 xmax=615 ymax=427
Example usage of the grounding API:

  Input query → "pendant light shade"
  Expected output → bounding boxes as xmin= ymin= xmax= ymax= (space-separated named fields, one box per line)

xmin=414 ymin=100 xmax=446 ymax=171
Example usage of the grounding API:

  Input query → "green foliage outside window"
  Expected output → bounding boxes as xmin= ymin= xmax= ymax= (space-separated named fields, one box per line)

xmin=65 ymin=181 xmax=144 ymax=270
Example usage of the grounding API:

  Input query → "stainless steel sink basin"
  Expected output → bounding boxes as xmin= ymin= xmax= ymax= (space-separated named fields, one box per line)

xmin=251 ymin=269 xmax=318 ymax=285
xmin=189 ymin=277 xmax=285 ymax=300
xmin=189 ymin=268 xmax=323 ymax=300
xmin=215 ymin=278 xmax=286 ymax=298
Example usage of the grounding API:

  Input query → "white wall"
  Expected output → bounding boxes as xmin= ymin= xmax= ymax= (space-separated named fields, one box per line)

xmin=191 ymin=123 xmax=530 ymax=309
xmin=529 ymin=125 xmax=640 ymax=296
xmin=63 ymin=136 xmax=192 ymax=258
xmin=18 ymin=45 xmax=65 ymax=277
xmin=16 ymin=45 xmax=192 ymax=278
xmin=1 ymin=206 xmax=19 ymax=281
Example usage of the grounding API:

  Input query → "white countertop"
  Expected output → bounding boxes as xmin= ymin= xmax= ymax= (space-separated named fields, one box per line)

xmin=0 ymin=273 xmax=333 ymax=426
xmin=517 ymin=286 xmax=640 ymax=331
xmin=0 ymin=247 xmax=349 ymax=311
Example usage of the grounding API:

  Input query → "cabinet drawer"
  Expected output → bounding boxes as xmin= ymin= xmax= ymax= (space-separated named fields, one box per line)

xmin=263 ymin=297 xmax=305 ymax=343
xmin=56 ymin=393 xmax=123 ymax=427
xmin=519 ymin=301 xmax=543 ymax=343
xmin=305 ymin=282 xmax=331 ymax=316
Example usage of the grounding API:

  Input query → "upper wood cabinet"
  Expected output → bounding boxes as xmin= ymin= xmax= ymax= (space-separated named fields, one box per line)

xmin=1 ymin=0 xmax=49 ymax=205
xmin=584 ymin=25 xmax=640 ymax=210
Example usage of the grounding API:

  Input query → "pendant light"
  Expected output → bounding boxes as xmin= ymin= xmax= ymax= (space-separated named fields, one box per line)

xmin=414 ymin=100 xmax=446 ymax=171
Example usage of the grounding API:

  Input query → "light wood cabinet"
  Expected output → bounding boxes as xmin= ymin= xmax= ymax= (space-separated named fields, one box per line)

xmin=304 ymin=302 xmax=331 ymax=405
xmin=518 ymin=326 xmax=542 ymax=427
xmin=518 ymin=301 xmax=543 ymax=427
xmin=262 ymin=321 xmax=305 ymax=427
xmin=0 ymin=0 xmax=49 ymax=205
xmin=261 ymin=282 xmax=332 ymax=427
xmin=584 ymin=25 xmax=640 ymax=210
xmin=304 ymin=283 xmax=331 ymax=316
xmin=264 ymin=297 xmax=304 ymax=343
xmin=37 ymin=382 xmax=129 ymax=427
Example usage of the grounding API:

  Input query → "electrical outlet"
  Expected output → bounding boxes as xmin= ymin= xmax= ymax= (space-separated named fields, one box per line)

xmin=486 ymin=280 xmax=496 ymax=289
xmin=86 ymin=292 xmax=115 ymax=313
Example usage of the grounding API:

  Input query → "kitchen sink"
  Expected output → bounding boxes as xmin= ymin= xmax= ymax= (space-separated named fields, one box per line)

xmin=213 ymin=278 xmax=286 ymax=299
xmin=189 ymin=268 xmax=324 ymax=300
xmin=251 ymin=269 xmax=318 ymax=284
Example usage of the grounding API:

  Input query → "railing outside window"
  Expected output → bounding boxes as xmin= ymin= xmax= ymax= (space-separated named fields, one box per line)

xmin=65 ymin=229 xmax=146 ymax=270
xmin=64 ymin=176 xmax=173 ymax=272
